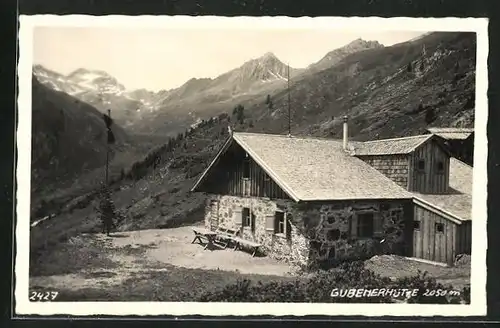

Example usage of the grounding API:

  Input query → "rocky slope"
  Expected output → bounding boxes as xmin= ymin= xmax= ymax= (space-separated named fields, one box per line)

xmin=33 ymin=66 xmax=153 ymax=128
xmin=245 ymin=32 xmax=476 ymax=140
xmin=33 ymin=40 xmax=383 ymax=136
xmin=305 ymin=38 xmax=384 ymax=74
xmin=132 ymin=52 xmax=304 ymax=134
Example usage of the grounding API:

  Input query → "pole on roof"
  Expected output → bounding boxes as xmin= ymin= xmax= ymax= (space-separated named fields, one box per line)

xmin=287 ymin=63 xmax=291 ymax=136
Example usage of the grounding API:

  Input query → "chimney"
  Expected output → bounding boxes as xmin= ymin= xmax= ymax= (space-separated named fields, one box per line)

xmin=343 ymin=115 xmax=348 ymax=150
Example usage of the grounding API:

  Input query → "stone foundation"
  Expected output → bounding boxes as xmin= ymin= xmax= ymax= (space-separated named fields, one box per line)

xmin=288 ymin=200 xmax=411 ymax=267
xmin=204 ymin=195 xmax=412 ymax=269
xmin=205 ymin=195 xmax=309 ymax=267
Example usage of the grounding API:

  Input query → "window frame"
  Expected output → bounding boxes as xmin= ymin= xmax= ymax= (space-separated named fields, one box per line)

xmin=435 ymin=222 xmax=445 ymax=234
xmin=241 ymin=207 xmax=255 ymax=232
xmin=275 ymin=211 xmax=285 ymax=234
xmin=416 ymin=159 xmax=426 ymax=172
xmin=274 ymin=211 xmax=291 ymax=240
xmin=436 ymin=161 xmax=445 ymax=173
xmin=242 ymin=157 xmax=250 ymax=179
xmin=413 ymin=220 xmax=421 ymax=231
xmin=242 ymin=207 xmax=251 ymax=227
xmin=357 ymin=212 xmax=375 ymax=238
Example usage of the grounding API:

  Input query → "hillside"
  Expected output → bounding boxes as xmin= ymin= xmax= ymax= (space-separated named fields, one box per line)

xmin=31 ymin=76 xmax=132 ymax=197
xmin=33 ymin=66 xmax=151 ymax=128
xmin=30 ymin=31 xmax=476 ymax=276
xmin=132 ymin=52 xmax=304 ymax=135
xmin=305 ymin=38 xmax=384 ymax=74
xmin=246 ymin=32 xmax=476 ymax=140
xmin=33 ymin=40 xmax=384 ymax=137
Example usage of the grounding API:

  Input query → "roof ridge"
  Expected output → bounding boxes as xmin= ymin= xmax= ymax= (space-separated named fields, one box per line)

xmin=233 ymin=132 xmax=344 ymax=142
xmin=360 ymin=134 xmax=432 ymax=144
xmin=428 ymin=127 xmax=474 ymax=131
xmin=450 ymin=156 xmax=473 ymax=168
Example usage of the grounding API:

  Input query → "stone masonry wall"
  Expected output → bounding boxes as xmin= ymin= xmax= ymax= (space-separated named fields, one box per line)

xmin=204 ymin=195 xmax=412 ymax=269
xmin=359 ymin=155 xmax=409 ymax=189
xmin=287 ymin=200 xmax=411 ymax=267
xmin=205 ymin=195 xmax=310 ymax=267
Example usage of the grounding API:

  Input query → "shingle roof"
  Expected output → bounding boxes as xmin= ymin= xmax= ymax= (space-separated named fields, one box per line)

xmin=229 ymin=132 xmax=413 ymax=201
xmin=412 ymin=158 xmax=473 ymax=222
xmin=352 ymin=135 xmax=434 ymax=156
xmin=427 ymin=127 xmax=474 ymax=140
xmin=449 ymin=157 xmax=473 ymax=195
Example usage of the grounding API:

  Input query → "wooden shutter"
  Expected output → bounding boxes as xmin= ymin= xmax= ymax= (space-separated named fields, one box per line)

xmin=351 ymin=215 xmax=358 ymax=237
xmin=373 ymin=213 xmax=383 ymax=237
xmin=285 ymin=216 xmax=292 ymax=240
xmin=265 ymin=215 xmax=275 ymax=232
xmin=251 ymin=212 xmax=256 ymax=233
xmin=234 ymin=208 xmax=243 ymax=227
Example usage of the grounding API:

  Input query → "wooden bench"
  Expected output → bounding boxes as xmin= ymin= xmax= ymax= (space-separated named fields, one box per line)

xmin=191 ymin=227 xmax=219 ymax=250
xmin=230 ymin=236 xmax=262 ymax=257
xmin=214 ymin=226 xmax=240 ymax=249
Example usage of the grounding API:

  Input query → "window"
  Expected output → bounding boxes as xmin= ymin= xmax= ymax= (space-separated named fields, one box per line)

xmin=263 ymin=176 xmax=271 ymax=197
xmin=242 ymin=207 xmax=255 ymax=231
xmin=417 ymin=159 xmax=425 ymax=171
xmin=357 ymin=213 xmax=374 ymax=238
xmin=242 ymin=207 xmax=250 ymax=226
xmin=435 ymin=223 xmax=444 ymax=233
xmin=243 ymin=158 xmax=250 ymax=179
xmin=437 ymin=161 xmax=445 ymax=173
xmin=275 ymin=211 xmax=285 ymax=234
xmin=413 ymin=220 xmax=421 ymax=231
xmin=272 ymin=211 xmax=291 ymax=240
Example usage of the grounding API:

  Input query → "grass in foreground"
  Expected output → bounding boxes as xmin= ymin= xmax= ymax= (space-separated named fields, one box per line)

xmin=30 ymin=265 xmax=295 ymax=302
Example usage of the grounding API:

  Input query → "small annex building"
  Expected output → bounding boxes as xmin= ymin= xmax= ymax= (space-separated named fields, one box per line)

xmin=426 ymin=127 xmax=474 ymax=166
xmin=191 ymin=120 xmax=473 ymax=267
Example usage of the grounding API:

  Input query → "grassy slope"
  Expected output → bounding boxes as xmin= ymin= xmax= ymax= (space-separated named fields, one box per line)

xmin=31 ymin=77 xmax=129 ymax=197
xmin=30 ymin=77 xmax=172 ymax=218
xmin=30 ymin=32 xmax=476 ymax=277
xmin=30 ymin=118 xmax=229 ymax=275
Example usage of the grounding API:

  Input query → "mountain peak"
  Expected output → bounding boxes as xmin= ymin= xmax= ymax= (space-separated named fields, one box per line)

xmin=307 ymin=38 xmax=385 ymax=73
xmin=345 ymin=38 xmax=384 ymax=50
xmin=67 ymin=68 xmax=112 ymax=80
xmin=262 ymin=51 xmax=277 ymax=59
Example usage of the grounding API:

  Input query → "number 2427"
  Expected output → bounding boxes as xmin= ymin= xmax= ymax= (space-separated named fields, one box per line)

xmin=29 ymin=291 xmax=59 ymax=301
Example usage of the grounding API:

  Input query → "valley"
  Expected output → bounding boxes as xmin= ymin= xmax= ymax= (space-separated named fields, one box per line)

xmin=29 ymin=31 xmax=476 ymax=300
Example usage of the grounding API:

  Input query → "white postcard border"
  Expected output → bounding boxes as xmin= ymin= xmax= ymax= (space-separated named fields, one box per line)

xmin=16 ymin=15 xmax=489 ymax=317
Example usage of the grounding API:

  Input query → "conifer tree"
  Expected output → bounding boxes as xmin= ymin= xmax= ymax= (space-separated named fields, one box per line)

xmin=96 ymin=184 xmax=117 ymax=236
xmin=407 ymin=62 xmax=413 ymax=72
xmin=424 ymin=106 xmax=436 ymax=124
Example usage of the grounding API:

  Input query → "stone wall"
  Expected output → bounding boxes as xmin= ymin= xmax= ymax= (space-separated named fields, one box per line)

xmin=205 ymin=195 xmax=309 ymax=267
xmin=358 ymin=155 xmax=409 ymax=188
xmin=287 ymin=200 xmax=412 ymax=267
xmin=204 ymin=195 xmax=412 ymax=269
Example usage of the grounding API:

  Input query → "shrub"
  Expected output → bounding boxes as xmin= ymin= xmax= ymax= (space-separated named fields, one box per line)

xmin=193 ymin=261 xmax=469 ymax=304
xmin=425 ymin=107 xmax=436 ymax=124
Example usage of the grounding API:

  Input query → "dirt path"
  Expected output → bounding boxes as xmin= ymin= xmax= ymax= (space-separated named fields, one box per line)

xmin=29 ymin=225 xmax=470 ymax=301
xmin=30 ymin=225 xmax=294 ymax=292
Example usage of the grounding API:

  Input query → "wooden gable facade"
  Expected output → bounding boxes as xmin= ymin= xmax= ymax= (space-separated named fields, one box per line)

xmin=357 ymin=137 xmax=450 ymax=194
xmin=412 ymin=202 xmax=471 ymax=265
xmin=408 ymin=137 xmax=450 ymax=194
xmin=195 ymin=140 xmax=290 ymax=200
xmin=438 ymin=134 xmax=474 ymax=167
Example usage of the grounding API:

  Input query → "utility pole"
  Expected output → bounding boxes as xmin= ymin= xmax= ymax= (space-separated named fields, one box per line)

xmin=105 ymin=109 xmax=111 ymax=185
xmin=102 ymin=108 xmax=114 ymax=186
xmin=287 ymin=63 xmax=291 ymax=136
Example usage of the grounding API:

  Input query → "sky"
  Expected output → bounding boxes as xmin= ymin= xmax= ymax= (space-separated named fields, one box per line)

xmin=33 ymin=27 xmax=426 ymax=91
